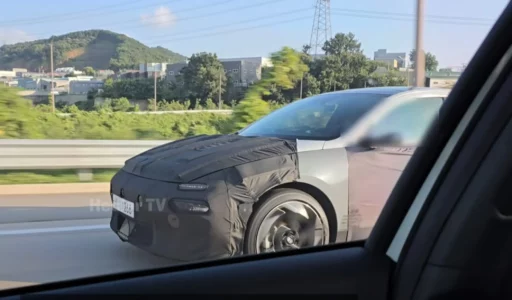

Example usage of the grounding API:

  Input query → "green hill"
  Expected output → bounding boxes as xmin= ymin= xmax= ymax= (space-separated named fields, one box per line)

xmin=0 ymin=30 xmax=186 ymax=72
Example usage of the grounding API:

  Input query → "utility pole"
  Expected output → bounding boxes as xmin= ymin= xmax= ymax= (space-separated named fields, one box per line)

xmin=299 ymin=75 xmax=303 ymax=99
xmin=50 ymin=41 xmax=55 ymax=113
xmin=153 ymin=71 xmax=157 ymax=111
xmin=218 ymin=69 xmax=222 ymax=109
xmin=414 ymin=0 xmax=425 ymax=87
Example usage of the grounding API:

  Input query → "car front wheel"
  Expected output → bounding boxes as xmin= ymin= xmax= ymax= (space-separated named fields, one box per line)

xmin=244 ymin=188 xmax=330 ymax=255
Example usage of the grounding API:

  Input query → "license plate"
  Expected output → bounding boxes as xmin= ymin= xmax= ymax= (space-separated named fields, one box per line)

xmin=112 ymin=194 xmax=135 ymax=218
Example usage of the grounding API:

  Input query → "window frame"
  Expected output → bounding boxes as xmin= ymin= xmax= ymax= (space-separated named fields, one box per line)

xmin=364 ymin=96 xmax=444 ymax=146
xmin=324 ymin=90 xmax=451 ymax=150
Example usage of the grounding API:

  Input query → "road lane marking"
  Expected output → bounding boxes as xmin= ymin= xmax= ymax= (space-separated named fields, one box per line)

xmin=0 ymin=225 xmax=110 ymax=236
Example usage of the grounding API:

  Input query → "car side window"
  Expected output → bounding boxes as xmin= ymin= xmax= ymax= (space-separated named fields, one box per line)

xmin=368 ymin=97 xmax=444 ymax=146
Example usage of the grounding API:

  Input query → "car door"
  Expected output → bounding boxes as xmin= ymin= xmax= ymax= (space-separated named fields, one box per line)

xmin=346 ymin=96 xmax=444 ymax=241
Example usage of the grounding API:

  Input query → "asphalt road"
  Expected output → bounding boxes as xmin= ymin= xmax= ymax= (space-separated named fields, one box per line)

xmin=0 ymin=192 xmax=177 ymax=291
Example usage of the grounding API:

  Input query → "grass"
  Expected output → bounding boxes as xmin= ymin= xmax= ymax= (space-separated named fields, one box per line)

xmin=0 ymin=169 xmax=119 ymax=185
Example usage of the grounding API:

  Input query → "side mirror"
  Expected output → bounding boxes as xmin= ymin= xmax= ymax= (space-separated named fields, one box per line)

xmin=357 ymin=132 xmax=402 ymax=148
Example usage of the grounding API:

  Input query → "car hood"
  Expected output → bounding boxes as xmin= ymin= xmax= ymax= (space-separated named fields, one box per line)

xmin=122 ymin=134 xmax=298 ymax=183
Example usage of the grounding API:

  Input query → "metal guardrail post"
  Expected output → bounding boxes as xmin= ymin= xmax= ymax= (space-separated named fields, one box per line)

xmin=77 ymin=169 xmax=94 ymax=181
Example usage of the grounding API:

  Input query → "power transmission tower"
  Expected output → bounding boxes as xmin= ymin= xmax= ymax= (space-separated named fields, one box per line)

xmin=309 ymin=0 xmax=332 ymax=57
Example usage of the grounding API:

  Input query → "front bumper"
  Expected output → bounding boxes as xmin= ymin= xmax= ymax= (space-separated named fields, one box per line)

xmin=109 ymin=170 xmax=235 ymax=262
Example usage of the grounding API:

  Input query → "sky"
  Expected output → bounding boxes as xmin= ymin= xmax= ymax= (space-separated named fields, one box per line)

xmin=0 ymin=0 xmax=509 ymax=68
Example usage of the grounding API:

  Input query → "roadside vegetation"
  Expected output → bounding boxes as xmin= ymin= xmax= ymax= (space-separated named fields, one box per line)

xmin=0 ymin=169 xmax=118 ymax=185
xmin=0 ymin=32 xmax=438 ymax=184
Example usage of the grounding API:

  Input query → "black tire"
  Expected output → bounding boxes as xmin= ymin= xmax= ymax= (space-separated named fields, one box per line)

xmin=244 ymin=188 xmax=330 ymax=255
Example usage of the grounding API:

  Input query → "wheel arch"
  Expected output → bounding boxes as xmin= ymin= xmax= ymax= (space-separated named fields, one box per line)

xmin=254 ymin=181 xmax=338 ymax=243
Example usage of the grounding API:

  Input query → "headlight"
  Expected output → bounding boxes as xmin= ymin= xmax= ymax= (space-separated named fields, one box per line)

xmin=178 ymin=183 xmax=208 ymax=191
xmin=169 ymin=199 xmax=210 ymax=213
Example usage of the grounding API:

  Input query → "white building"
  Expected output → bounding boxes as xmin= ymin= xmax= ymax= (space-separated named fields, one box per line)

xmin=219 ymin=57 xmax=273 ymax=68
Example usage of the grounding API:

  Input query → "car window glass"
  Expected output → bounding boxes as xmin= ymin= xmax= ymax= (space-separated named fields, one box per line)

xmin=368 ymin=97 xmax=444 ymax=145
xmin=239 ymin=92 xmax=389 ymax=140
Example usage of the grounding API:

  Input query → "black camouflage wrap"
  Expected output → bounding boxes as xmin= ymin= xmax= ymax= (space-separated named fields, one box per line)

xmin=110 ymin=134 xmax=299 ymax=261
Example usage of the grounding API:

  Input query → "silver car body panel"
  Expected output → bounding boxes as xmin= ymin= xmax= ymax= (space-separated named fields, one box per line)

xmin=294 ymin=88 xmax=450 ymax=242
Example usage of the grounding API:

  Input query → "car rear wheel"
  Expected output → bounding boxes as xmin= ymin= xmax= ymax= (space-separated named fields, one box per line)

xmin=244 ymin=188 xmax=330 ymax=255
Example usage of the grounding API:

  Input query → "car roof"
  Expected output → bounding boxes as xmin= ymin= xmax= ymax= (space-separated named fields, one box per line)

xmin=323 ymin=86 xmax=450 ymax=97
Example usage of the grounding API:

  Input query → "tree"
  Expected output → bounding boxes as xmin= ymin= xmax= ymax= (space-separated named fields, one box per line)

xmin=268 ymin=46 xmax=309 ymax=90
xmin=316 ymin=32 xmax=369 ymax=91
xmin=83 ymin=66 xmax=95 ymax=76
xmin=368 ymin=71 xmax=407 ymax=87
xmin=409 ymin=49 xmax=439 ymax=72
xmin=230 ymin=47 xmax=307 ymax=130
xmin=0 ymin=86 xmax=42 ymax=138
xmin=231 ymin=89 xmax=270 ymax=131
xmin=182 ymin=52 xmax=227 ymax=105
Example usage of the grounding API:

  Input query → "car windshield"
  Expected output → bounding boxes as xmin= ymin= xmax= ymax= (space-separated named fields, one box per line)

xmin=239 ymin=92 xmax=390 ymax=140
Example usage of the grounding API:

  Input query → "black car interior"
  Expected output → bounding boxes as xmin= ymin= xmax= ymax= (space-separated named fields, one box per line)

xmin=1 ymin=2 xmax=512 ymax=299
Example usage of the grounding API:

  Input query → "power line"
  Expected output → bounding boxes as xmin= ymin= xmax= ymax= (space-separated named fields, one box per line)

xmin=28 ymin=0 xmax=288 ymax=40
xmin=4 ymin=0 xmax=186 ymax=27
xmin=332 ymin=8 xmax=494 ymax=22
xmin=137 ymin=15 xmax=310 ymax=45
xmin=332 ymin=8 xmax=494 ymax=24
xmin=331 ymin=12 xmax=493 ymax=27
xmin=0 ymin=0 xmax=142 ymax=25
xmin=143 ymin=7 xmax=311 ymax=41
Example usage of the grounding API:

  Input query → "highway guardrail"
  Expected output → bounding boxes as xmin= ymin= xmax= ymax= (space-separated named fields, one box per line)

xmin=0 ymin=139 xmax=170 ymax=181
xmin=57 ymin=109 xmax=233 ymax=117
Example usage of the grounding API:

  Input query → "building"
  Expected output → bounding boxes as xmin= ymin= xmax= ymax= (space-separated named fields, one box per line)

xmin=139 ymin=63 xmax=167 ymax=78
xmin=67 ymin=76 xmax=95 ymax=82
xmin=0 ymin=79 xmax=17 ymax=87
xmin=219 ymin=57 xmax=272 ymax=68
xmin=374 ymin=49 xmax=407 ymax=69
xmin=425 ymin=71 xmax=462 ymax=88
xmin=12 ymin=68 xmax=27 ymax=77
xmin=69 ymin=80 xmax=104 ymax=95
xmin=166 ymin=58 xmax=263 ymax=87
xmin=222 ymin=60 xmax=261 ymax=87
xmin=40 ymin=78 xmax=70 ymax=94
xmin=166 ymin=62 xmax=188 ymax=81
xmin=17 ymin=77 xmax=40 ymax=90
xmin=115 ymin=70 xmax=142 ymax=79
xmin=0 ymin=70 xmax=16 ymax=78
xmin=95 ymin=70 xmax=115 ymax=80
xmin=54 ymin=67 xmax=83 ymax=75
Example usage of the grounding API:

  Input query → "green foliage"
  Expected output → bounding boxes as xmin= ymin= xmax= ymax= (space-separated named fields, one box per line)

xmin=0 ymin=86 xmax=42 ymax=139
xmin=231 ymin=89 xmax=270 ymax=131
xmin=267 ymin=46 xmax=309 ymax=90
xmin=316 ymin=33 xmax=371 ymax=91
xmin=369 ymin=71 xmax=407 ymax=87
xmin=83 ymin=66 xmax=95 ymax=76
xmin=158 ymin=99 xmax=191 ymax=111
xmin=0 ymin=30 xmax=186 ymax=71
xmin=182 ymin=52 xmax=227 ymax=104
xmin=409 ymin=49 xmax=439 ymax=72
xmin=0 ymin=85 xmax=231 ymax=140
xmin=230 ymin=46 xmax=307 ymax=131
xmin=0 ymin=169 xmax=118 ymax=184
xmin=96 ymin=97 xmax=134 ymax=112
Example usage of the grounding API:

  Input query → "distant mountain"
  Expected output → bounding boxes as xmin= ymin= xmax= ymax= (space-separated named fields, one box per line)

xmin=0 ymin=30 xmax=186 ymax=72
